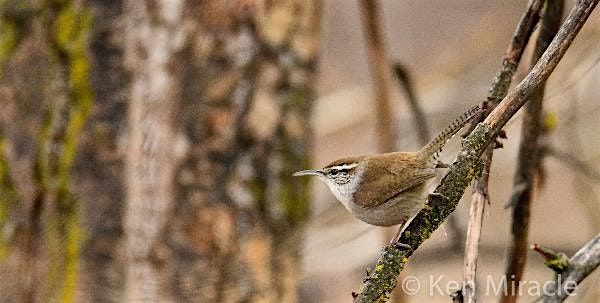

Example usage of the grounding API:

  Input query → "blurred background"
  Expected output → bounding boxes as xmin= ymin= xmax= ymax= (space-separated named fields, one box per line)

xmin=0 ymin=0 xmax=598 ymax=302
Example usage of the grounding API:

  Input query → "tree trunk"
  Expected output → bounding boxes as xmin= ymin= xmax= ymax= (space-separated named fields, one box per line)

xmin=76 ymin=0 xmax=127 ymax=302
xmin=1 ymin=1 xmax=94 ymax=302
xmin=121 ymin=1 xmax=320 ymax=301
xmin=1 ymin=0 xmax=319 ymax=302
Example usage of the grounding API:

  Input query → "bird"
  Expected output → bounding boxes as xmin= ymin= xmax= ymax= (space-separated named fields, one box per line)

xmin=293 ymin=105 xmax=481 ymax=232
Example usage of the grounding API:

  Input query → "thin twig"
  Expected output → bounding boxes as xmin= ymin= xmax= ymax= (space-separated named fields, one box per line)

xmin=531 ymin=243 xmax=570 ymax=273
xmin=462 ymin=1 xmax=546 ymax=302
xmin=353 ymin=1 xmax=598 ymax=302
xmin=461 ymin=157 xmax=490 ymax=303
xmin=359 ymin=0 xmax=396 ymax=153
xmin=543 ymin=145 xmax=600 ymax=182
xmin=501 ymin=2 xmax=564 ymax=303
xmin=539 ymin=234 xmax=600 ymax=302
xmin=392 ymin=63 xmax=430 ymax=146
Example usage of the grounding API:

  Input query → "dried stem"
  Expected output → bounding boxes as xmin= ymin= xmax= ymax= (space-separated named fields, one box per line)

xmin=543 ymin=145 xmax=600 ymax=182
xmin=461 ymin=1 xmax=547 ymax=302
xmin=461 ymin=157 xmax=490 ymax=303
xmin=353 ymin=1 xmax=598 ymax=302
xmin=392 ymin=63 xmax=430 ymax=146
xmin=501 ymin=1 xmax=564 ymax=303
xmin=359 ymin=0 xmax=396 ymax=153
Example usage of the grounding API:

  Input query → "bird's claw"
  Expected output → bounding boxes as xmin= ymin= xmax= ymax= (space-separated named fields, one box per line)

xmin=393 ymin=242 xmax=413 ymax=252
xmin=428 ymin=192 xmax=450 ymax=202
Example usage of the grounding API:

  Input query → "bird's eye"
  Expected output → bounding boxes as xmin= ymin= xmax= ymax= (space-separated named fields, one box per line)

xmin=330 ymin=169 xmax=339 ymax=175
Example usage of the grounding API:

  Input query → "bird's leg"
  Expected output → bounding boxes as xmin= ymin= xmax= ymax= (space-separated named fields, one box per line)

xmin=435 ymin=161 xmax=450 ymax=168
xmin=389 ymin=215 xmax=417 ymax=251
xmin=428 ymin=192 xmax=450 ymax=202
xmin=390 ymin=225 xmax=404 ymax=244
xmin=390 ymin=227 xmax=413 ymax=251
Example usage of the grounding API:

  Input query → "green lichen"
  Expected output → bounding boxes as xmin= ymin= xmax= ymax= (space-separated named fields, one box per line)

xmin=41 ymin=1 xmax=93 ymax=302
xmin=0 ymin=134 xmax=19 ymax=259
xmin=545 ymin=253 xmax=569 ymax=274
xmin=356 ymin=244 xmax=407 ymax=303
xmin=0 ymin=19 xmax=18 ymax=66
xmin=279 ymin=144 xmax=311 ymax=225
xmin=0 ymin=0 xmax=32 ymax=68
xmin=277 ymin=85 xmax=313 ymax=225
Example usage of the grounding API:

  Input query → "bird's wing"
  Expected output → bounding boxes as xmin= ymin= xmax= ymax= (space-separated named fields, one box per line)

xmin=353 ymin=153 xmax=436 ymax=208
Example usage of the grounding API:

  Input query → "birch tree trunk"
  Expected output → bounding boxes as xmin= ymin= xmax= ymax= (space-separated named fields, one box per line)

xmin=121 ymin=0 xmax=320 ymax=301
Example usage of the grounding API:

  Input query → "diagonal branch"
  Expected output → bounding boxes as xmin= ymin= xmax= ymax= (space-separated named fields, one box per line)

xmin=353 ymin=1 xmax=599 ymax=302
xmin=501 ymin=1 xmax=564 ymax=303
xmin=543 ymin=145 xmax=600 ymax=182
xmin=461 ymin=1 xmax=547 ymax=302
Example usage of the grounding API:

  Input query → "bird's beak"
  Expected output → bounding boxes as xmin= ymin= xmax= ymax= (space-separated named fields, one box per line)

xmin=292 ymin=169 xmax=323 ymax=177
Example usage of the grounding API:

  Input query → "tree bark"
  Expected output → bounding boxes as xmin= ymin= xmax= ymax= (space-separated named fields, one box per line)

xmin=500 ymin=1 xmax=564 ymax=302
xmin=1 ymin=1 xmax=94 ymax=302
xmin=76 ymin=0 xmax=127 ymax=302
xmin=121 ymin=0 xmax=320 ymax=301
xmin=1 ymin=1 xmax=320 ymax=302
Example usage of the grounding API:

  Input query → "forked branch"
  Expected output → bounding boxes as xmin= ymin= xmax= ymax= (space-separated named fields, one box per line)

xmin=537 ymin=234 xmax=600 ymax=302
xmin=353 ymin=1 xmax=599 ymax=302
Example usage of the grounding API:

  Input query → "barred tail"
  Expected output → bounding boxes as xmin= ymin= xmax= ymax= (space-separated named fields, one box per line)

xmin=418 ymin=105 xmax=482 ymax=159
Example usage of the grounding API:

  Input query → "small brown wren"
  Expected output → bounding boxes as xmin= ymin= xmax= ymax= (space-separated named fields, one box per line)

xmin=293 ymin=105 xmax=481 ymax=227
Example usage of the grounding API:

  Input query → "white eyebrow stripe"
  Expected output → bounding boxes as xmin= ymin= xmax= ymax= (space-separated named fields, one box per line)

xmin=328 ymin=163 xmax=358 ymax=170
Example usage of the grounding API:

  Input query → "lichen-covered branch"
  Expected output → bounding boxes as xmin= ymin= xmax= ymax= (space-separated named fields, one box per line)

xmin=501 ymin=1 xmax=564 ymax=302
xmin=122 ymin=1 xmax=187 ymax=301
xmin=352 ymin=1 xmax=599 ymax=301
xmin=539 ymin=234 xmax=600 ymax=302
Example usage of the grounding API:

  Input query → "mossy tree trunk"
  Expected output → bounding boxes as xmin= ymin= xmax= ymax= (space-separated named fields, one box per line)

xmin=0 ymin=0 xmax=94 ymax=302
xmin=1 ymin=0 xmax=319 ymax=302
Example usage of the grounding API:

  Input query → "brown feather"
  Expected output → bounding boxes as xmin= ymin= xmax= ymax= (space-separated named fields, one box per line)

xmin=353 ymin=152 xmax=435 ymax=208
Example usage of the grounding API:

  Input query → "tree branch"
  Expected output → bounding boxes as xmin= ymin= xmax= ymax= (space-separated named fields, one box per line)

xmin=360 ymin=0 xmax=396 ymax=153
xmin=539 ymin=234 xmax=600 ymax=302
xmin=543 ymin=145 xmax=600 ymax=182
xmin=392 ymin=63 xmax=430 ymax=146
xmin=352 ymin=1 xmax=599 ymax=302
xmin=501 ymin=2 xmax=564 ymax=303
xmin=461 ymin=1 xmax=547 ymax=301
